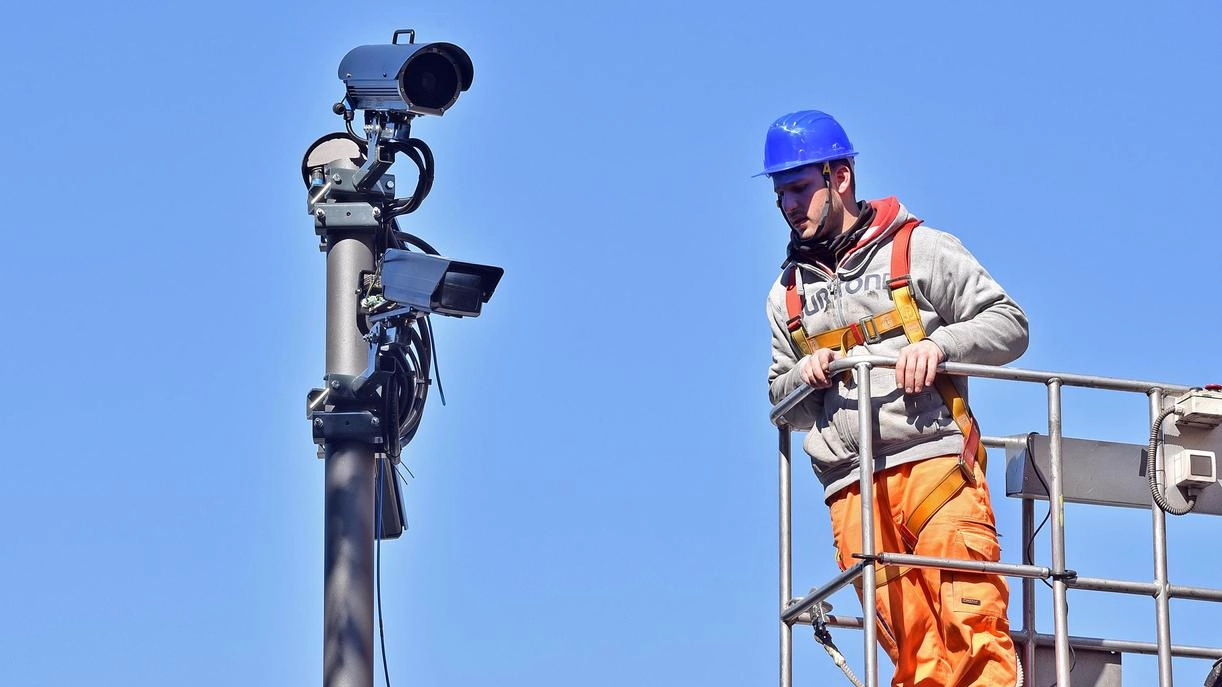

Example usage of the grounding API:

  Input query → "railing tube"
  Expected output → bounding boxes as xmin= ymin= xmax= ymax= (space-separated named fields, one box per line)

xmin=869 ymin=553 xmax=1050 ymax=579
xmin=855 ymin=361 xmax=878 ymax=687
xmin=1149 ymin=388 xmax=1174 ymax=687
xmin=1022 ymin=497 xmax=1037 ymax=687
xmin=1046 ymin=378 xmax=1072 ymax=687
xmin=779 ymin=428 xmax=793 ymax=687
xmin=770 ymin=357 xmax=1193 ymax=428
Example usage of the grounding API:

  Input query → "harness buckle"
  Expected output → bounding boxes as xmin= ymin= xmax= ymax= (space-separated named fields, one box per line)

xmin=957 ymin=455 xmax=978 ymax=487
xmin=857 ymin=316 xmax=882 ymax=344
xmin=887 ymin=274 xmax=912 ymax=293
xmin=897 ymin=514 xmax=919 ymax=553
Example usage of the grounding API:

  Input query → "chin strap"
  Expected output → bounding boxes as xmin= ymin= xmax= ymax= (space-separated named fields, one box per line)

xmin=811 ymin=161 xmax=833 ymax=235
xmin=776 ymin=161 xmax=835 ymax=236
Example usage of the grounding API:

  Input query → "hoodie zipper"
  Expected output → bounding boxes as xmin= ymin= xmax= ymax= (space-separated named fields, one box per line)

xmin=821 ymin=273 xmax=860 ymax=455
xmin=794 ymin=262 xmax=861 ymax=456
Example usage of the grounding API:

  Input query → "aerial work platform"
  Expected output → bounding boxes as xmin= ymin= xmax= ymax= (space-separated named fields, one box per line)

xmin=771 ymin=356 xmax=1222 ymax=687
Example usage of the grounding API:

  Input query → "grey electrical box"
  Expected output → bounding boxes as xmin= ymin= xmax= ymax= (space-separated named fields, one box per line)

xmin=1004 ymin=434 xmax=1222 ymax=516
xmin=1026 ymin=644 xmax=1122 ymax=687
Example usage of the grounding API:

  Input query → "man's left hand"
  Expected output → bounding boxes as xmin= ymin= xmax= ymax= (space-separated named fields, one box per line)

xmin=895 ymin=340 xmax=945 ymax=394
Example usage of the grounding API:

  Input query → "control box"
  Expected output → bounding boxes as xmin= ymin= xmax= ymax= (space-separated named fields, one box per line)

xmin=1174 ymin=389 xmax=1222 ymax=428
xmin=1171 ymin=448 xmax=1217 ymax=491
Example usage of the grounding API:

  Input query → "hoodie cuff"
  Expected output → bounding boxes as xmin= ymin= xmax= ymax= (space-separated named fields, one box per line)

xmin=926 ymin=330 xmax=957 ymax=362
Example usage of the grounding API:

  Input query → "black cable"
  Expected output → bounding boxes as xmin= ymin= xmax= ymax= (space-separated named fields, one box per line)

xmin=391 ymin=323 xmax=430 ymax=445
xmin=366 ymin=318 xmax=434 ymax=455
xmin=345 ymin=117 xmax=363 ymax=144
xmin=407 ymin=138 xmax=434 ymax=208
xmin=425 ymin=316 xmax=446 ymax=406
xmin=1023 ymin=433 xmax=1055 ymax=590
xmin=1027 ymin=510 xmax=1053 ymax=592
xmin=384 ymin=358 xmax=403 ymax=462
xmin=392 ymin=224 xmax=441 ymax=255
xmin=396 ymin=462 xmax=415 ymax=483
xmin=1148 ymin=405 xmax=1197 ymax=515
xmin=384 ymin=138 xmax=435 ymax=219
xmin=1043 ymin=634 xmax=1077 ymax=687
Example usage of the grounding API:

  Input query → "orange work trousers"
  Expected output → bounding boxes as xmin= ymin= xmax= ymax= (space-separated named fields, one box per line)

xmin=828 ymin=455 xmax=1017 ymax=687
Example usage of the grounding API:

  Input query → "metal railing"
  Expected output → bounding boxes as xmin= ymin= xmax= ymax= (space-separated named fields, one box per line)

xmin=772 ymin=355 xmax=1222 ymax=687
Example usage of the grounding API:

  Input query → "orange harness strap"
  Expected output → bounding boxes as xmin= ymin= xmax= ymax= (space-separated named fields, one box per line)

xmin=783 ymin=266 xmax=816 ymax=356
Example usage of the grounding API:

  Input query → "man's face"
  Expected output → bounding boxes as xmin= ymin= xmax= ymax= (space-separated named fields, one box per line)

xmin=772 ymin=164 xmax=834 ymax=241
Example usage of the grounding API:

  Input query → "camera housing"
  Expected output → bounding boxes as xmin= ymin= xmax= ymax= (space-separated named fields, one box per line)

xmin=339 ymin=34 xmax=473 ymax=116
xmin=380 ymin=249 xmax=503 ymax=318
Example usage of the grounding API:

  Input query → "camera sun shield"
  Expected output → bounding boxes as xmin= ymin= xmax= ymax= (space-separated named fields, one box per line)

xmin=380 ymin=249 xmax=503 ymax=318
xmin=339 ymin=42 xmax=474 ymax=116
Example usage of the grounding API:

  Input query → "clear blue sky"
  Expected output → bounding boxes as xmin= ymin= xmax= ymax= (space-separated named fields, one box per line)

xmin=3 ymin=1 xmax=1221 ymax=685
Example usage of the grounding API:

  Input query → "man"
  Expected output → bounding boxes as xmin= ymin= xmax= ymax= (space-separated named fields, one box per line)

xmin=763 ymin=110 xmax=1028 ymax=686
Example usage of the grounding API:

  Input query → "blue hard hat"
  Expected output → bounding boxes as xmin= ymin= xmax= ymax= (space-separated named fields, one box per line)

xmin=757 ymin=110 xmax=857 ymax=177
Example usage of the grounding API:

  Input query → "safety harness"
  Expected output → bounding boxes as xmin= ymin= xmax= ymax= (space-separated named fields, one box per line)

xmin=783 ymin=208 xmax=986 ymax=586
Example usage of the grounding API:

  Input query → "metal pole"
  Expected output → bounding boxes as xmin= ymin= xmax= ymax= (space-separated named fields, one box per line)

xmin=870 ymin=553 xmax=1049 ymax=579
xmin=1046 ymin=379 xmax=1072 ymax=687
xmin=855 ymin=361 xmax=878 ymax=687
xmin=1149 ymin=388 xmax=1174 ymax=687
xmin=1022 ymin=497 xmax=1036 ymax=687
xmin=780 ymin=428 xmax=793 ymax=687
xmin=323 ymin=234 xmax=376 ymax=687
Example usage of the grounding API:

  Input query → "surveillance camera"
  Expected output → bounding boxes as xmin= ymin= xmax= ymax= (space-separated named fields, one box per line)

xmin=379 ymin=249 xmax=503 ymax=318
xmin=338 ymin=32 xmax=473 ymax=116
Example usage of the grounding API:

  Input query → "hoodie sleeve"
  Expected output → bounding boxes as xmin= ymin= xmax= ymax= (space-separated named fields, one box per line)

xmin=767 ymin=281 xmax=823 ymax=430
xmin=916 ymin=230 xmax=1029 ymax=365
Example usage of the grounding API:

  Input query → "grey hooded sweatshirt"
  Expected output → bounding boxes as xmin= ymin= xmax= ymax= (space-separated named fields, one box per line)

xmin=767 ymin=197 xmax=1029 ymax=499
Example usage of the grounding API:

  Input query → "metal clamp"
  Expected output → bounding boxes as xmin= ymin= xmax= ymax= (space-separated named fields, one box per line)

xmin=306 ymin=371 xmax=391 ymax=448
xmin=1049 ymin=568 xmax=1079 ymax=582
xmin=310 ymin=410 xmax=384 ymax=444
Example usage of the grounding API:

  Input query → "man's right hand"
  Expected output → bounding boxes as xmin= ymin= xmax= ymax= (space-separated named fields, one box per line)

xmin=799 ymin=348 xmax=843 ymax=388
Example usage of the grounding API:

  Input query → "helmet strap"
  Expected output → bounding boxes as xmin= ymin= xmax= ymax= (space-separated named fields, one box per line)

xmin=811 ymin=162 xmax=833 ymax=238
xmin=775 ymin=161 xmax=836 ymax=243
